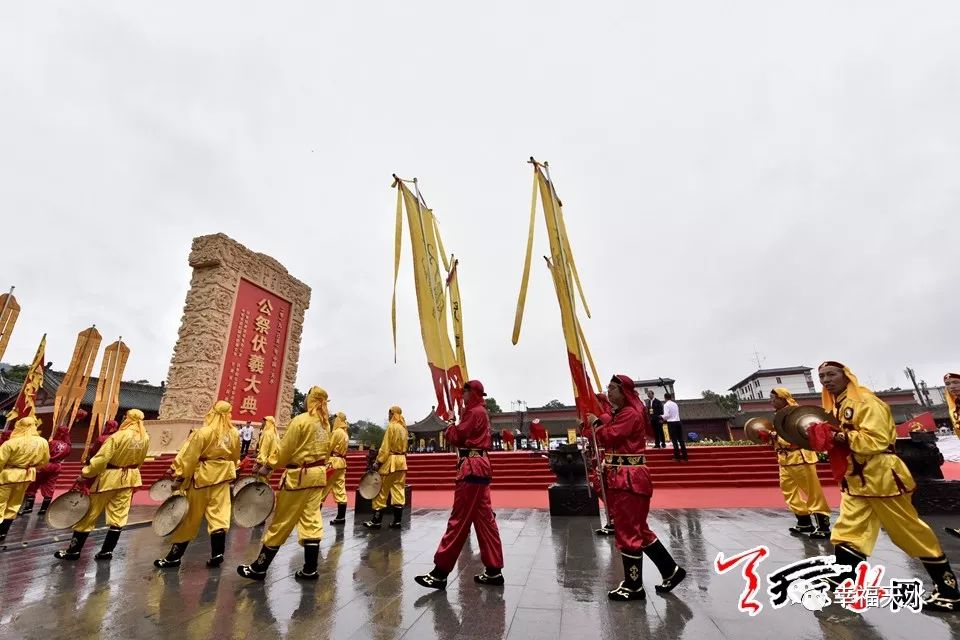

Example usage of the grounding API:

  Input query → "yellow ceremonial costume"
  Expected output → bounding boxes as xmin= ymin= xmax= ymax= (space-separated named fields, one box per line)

xmin=364 ymin=406 xmax=408 ymax=530
xmin=819 ymin=362 xmax=959 ymax=611
xmin=238 ymin=386 xmax=330 ymax=581
xmin=770 ymin=388 xmax=831 ymax=537
xmin=256 ymin=416 xmax=280 ymax=466
xmin=321 ymin=412 xmax=349 ymax=526
xmin=55 ymin=409 xmax=150 ymax=560
xmin=943 ymin=373 xmax=960 ymax=540
xmin=0 ymin=417 xmax=50 ymax=540
xmin=155 ymin=401 xmax=240 ymax=568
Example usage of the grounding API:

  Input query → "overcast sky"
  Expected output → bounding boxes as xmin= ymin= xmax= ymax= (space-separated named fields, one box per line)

xmin=1 ymin=2 xmax=957 ymax=422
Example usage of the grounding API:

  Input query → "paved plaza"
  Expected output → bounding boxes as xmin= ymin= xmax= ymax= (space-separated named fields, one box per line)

xmin=2 ymin=506 xmax=960 ymax=640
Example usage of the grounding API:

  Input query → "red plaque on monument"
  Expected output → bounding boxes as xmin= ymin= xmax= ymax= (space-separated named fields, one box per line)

xmin=217 ymin=278 xmax=292 ymax=422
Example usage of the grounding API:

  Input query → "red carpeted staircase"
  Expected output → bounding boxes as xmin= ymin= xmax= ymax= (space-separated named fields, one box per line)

xmin=56 ymin=446 xmax=835 ymax=493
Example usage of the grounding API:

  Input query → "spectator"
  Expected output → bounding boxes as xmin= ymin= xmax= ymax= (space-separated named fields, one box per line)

xmin=662 ymin=393 xmax=688 ymax=461
xmin=239 ymin=421 xmax=254 ymax=458
xmin=645 ymin=390 xmax=665 ymax=449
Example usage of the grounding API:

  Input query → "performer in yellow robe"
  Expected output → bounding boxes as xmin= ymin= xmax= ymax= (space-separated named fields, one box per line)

xmin=944 ymin=372 xmax=960 ymax=539
xmin=364 ymin=406 xmax=408 ymax=530
xmin=255 ymin=416 xmax=280 ymax=467
xmin=0 ymin=417 xmax=50 ymax=541
xmin=154 ymin=400 xmax=240 ymax=569
xmin=320 ymin=411 xmax=349 ymax=526
xmin=766 ymin=388 xmax=831 ymax=538
xmin=811 ymin=362 xmax=960 ymax=611
xmin=55 ymin=409 xmax=150 ymax=561
xmin=237 ymin=386 xmax=330 ymax=581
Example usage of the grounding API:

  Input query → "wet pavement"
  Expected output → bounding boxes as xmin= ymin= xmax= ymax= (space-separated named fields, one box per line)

xmin=2 ymin=506 xmax=960 ymax=639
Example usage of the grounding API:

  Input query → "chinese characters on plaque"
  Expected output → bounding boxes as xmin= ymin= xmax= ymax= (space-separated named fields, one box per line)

xmin=217 ymin=279 xmax=291 ymax=422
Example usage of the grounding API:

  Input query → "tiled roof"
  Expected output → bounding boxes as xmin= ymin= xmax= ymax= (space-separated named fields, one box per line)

xmin=41 ymin=369 xmax=164 ymax=412
xmin=407 ymin=411 xmax=448 ymax=434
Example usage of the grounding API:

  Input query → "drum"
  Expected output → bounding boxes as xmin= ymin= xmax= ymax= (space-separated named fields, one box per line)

xmin=358 ymin=471 xmax=383 ymax=500
xmin=232 ymin=475 xmax=257 ymax=497
xmin=45 ymin=490 xmax=91 ymax=529
xmin=232 ymin=480 xmax=275 ymax=528
xmin=149 ymin=477 xmax=177 ymax=502
xmin=152 ymin=494 xmax=189 ymax=537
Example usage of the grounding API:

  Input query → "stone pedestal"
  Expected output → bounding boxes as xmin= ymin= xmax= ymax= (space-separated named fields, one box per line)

xmin=144 ymin=418 xmax=203 ymax=456
xmin=354 ymin=485 xmax=414 ymax=517
xmin=546 ymin=443 xmax=600 ymax=516
xmin=548 ymin=484 xmax=600 ymax=516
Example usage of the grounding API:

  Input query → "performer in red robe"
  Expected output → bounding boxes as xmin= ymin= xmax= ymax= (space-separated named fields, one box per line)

xmin=86 ymin=419 xmax=120 ymax=463
xmin=584 ymin=375 xmax=686 ymax=601
xmin=20 ymin=422 xmax=75 ymax=516
xmin=415 ymin=380 xmax=504 ymax=589
xmin=500 ymin=429 xmax=515 ymax=451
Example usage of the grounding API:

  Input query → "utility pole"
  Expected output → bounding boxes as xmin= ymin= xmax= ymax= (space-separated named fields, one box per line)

xmin=904 ymin=367 xmax=927 ymax=407
xmin=752 ymin=348 xmax=766 ymax=370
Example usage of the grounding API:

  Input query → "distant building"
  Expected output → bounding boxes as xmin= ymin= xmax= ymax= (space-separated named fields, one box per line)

xmin=729 ymin=366 xmax=816 ymax=401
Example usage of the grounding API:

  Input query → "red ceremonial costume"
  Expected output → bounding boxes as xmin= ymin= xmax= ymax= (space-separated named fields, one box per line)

xmin=415 ymin=380 xmax=505 ymax=589
xmin=22 ymin=424 xmax=73 ymax=515
xmin=584 ymin=375 xmax=686 ymax=601
xmin=87 ymin=420 xmax=121 ymax=463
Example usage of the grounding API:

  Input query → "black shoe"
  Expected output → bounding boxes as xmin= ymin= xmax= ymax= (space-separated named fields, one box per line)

xmin=945 ymin=527 xmax=960 ymax=540
xmin=823 ymin=545 xmax=863 ymax=589
xmin=595 ymin=524 xmax=616 ymax=536
xmin=809 ymin=514 xmax=831 ymax=540
xmin=608 ymin=582 xmax=646 ymax=601
xmin=94 ymin=526 xmax=122 ymax=560
xmin=655 ymin=566 xmax=687 ymax=594
xmin=18 ymin=497 xmax=35 ymax=515
xmin=297 ymin=540 xmax=320 ymax=579
xmin=154 ymin=542 xmax=189 ymax=569
xmin=642 ymin=539 xmax=686 ymax=593
xmin=330 ymin=503 xmax=347 ymax=525
xmin=0 ymin=518 xmax=14 ymax=541
xmin=789 ymin=514 xmax=815 ymax=536
xmin=206 ymin=529 xmax=226 ymax=567
xmin=415 ymin=569 xmax=448 ymax=590
xmin=474 ymin=569 xmax=505 ymax=586
xmin=363 ymin=510 xmax=383 ymax=530
xmin=923 ymin=589 xmax=960 ymax=612
xmin=54 ymin=531 xmax=90 ymax=560
xmin=389 ymin=505 xmax=403 ymax=529
xmin=921 ymin=555 xmax=960 ymax=604
xmin=37 ymin=498 xmax=52 ymax=516
xmin=237 ymin=545 xmax=279 ymax=581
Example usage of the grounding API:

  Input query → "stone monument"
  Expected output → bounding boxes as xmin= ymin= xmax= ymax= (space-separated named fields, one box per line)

xmin=146 ymin=233 xmax=311 ymax=455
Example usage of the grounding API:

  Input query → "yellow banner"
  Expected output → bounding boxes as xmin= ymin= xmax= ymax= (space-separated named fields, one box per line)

xmin=84 ymin=339 xmax=130 ymax=460
xmin=6 ymin=334 xmax=46 ymax=423
xmin=52 ymin=325 xmax=101 ymax=430
xmin=0 ymin=289 xmax=20 ymax=363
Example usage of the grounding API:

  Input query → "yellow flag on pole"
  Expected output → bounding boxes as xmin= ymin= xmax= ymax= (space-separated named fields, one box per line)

xmin=6 ymin=334 xmax=46 ymax=424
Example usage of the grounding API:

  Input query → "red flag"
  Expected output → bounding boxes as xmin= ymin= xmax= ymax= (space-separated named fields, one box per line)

xmin=895 ymin=412 xmax=936 ymax=437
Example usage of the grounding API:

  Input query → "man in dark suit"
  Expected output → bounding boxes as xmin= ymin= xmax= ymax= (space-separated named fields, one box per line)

xmin=645 ymin=390 xmax=665 ymax=449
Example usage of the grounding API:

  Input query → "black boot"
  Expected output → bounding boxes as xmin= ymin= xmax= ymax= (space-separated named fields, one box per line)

xmin=154 ymin=541 xmax=189 ymax=568
xmin=363 ymin=509 xmax=383 ymax=530
xmin=54 ymin=531 xmax=90 ymax=560
xmin=809 ymin=513 xmax=831 ymax=540
xmin=207 ymin=529 xmax=226 ymax=567
xmin=609 ymin=551 xmax=646 ymax=601
xmin=921 ymin=555 xmax=960 ymax=612
xmin=237 ymin=545 xmax=279 ymax=581
xmin=643 ymin=538 xmax=687 ymax=593
xmin=824 ymin=544 xmax=864 ymax=589
xmin=474 ymin=567 xmax=505 ymax=586
xmin=95 ymin=527 xmax=122 ymax=560
xmin=330 ymin=502 xmax=347 ymax=526
xmin=789 ymin=514 xmax=814 ymax=535
xmin=0 ymin=518 xmax=13 ymax=542
xmin=37 ymin=497 xmax=52 ymax=516
xmin=389 ymin=505 xmax=403 ymax=529
xmin=414 ymin=566 xmax=449 ymax=590
xmin=945 ymin=527 xmax=960 ymax=539
xmin=595 ymin=521 xmax=615 ymax=536
xmin=296 ymin=541 xmax=320 ymax=580
xmin=18 ymin=496 xmax=35 ymax=516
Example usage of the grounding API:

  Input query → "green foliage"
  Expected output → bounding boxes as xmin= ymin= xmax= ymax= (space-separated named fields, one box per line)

xmin=542 ymin=399 xmax=566 ymax=409
xmin=350 ymin=419 xmax=385 ymax=446
xmin=484 ymin=397 xmax=503 ymax=414
xmin=701 ymin=390 xmax=740 ymax=413
xmin=2 ymin=364 xmax=29 ymax=383
xmin=291 ymin=387 xmax=306 ymax=415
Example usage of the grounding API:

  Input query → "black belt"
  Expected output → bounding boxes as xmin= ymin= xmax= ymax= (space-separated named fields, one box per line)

xmin=604 ymin=454 xmax=646 ymax=466
xmin=458 ymin=449 xmax=486 ymax=458
xmin=107 ymin=464 xmax=139 ymax=469
xmin=390 ymin=452 xmax=407 ymax=455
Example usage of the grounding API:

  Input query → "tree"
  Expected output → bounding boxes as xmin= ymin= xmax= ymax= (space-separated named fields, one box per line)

xmin=484 ymin=397 xmax=503 ymax=414
xmin=543 ymin=399 xmax=566 ymax=409
xmin=350 ymin=419 xmax=385 ymax=447
xmin=701 ymin=390 xmax=740 ymax=413
xmin=2 ymin=364 xmax=29 ymax=383
xmin=291 ymin=387 xmax=306 ymax=415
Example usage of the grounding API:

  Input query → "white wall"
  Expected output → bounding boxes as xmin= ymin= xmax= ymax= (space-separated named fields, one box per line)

xmin=735 ymin=372 xmax=815 ymax=401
